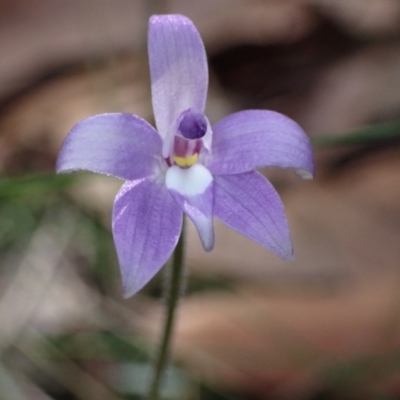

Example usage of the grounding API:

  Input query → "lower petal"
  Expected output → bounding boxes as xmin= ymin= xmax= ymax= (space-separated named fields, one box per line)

xmin=166 ymin=164 xmax=214 ymax=251
xmin=112 ymin=178 xmax=182 ymax=297
xmin=214 ymin=172 xmax=293 ymax=259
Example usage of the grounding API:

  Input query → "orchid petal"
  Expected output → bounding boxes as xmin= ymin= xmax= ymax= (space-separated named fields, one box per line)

xmin=214 ymin=171 xmax=293 ymax=259
xmin=166 ymin=164 xmax=214 ymax=251
xmin=57 ymin=113 xmax=163 ymax=181
xmin=112 ymin=178 xmax=182 ymax=297
xmin=148 ymin=14 xmax=208 ymax=139
xmin=207 ymin=110 xmax=314 ymax=178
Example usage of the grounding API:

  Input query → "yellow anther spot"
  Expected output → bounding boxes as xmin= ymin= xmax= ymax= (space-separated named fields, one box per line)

xmin=173 ymin=153 xmax=198 ymax=167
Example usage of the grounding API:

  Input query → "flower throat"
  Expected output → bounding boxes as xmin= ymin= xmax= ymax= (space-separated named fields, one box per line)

xmin=171 ymin=108 xmax=207 ymax=168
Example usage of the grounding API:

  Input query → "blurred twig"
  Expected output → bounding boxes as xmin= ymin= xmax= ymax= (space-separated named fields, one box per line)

xmin=0 ymin=173 xmax=78 ymax=198
xmin=17 ymin=330 xmax=121 ymax=400
xmin=0 ymin=362 xmax=30 ymax=400
xmin=312 ymin=120 xmax=400 ymax=148
xmin=0 ymin=207 xmax=79 ymax=354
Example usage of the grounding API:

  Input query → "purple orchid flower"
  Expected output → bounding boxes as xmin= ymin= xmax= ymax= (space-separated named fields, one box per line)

xmin=56 ymin=14 xmax=314 ymax=297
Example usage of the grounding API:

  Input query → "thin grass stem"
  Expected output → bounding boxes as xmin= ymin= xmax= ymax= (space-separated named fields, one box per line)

xmin=148 ymin=218 xmax=185 ymax=400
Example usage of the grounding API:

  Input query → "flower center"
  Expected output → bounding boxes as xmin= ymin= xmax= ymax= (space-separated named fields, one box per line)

xmin=170 ymin=108 xmax=208 ymax=168
xmin=173 ymin=153 xmax=198 ymax=168
xmin=171 ymin=135 xmax=202 ymax=167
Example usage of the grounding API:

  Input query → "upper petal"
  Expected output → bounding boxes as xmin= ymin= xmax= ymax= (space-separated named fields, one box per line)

xmin=148 ymin=15 xmax=208 ymax=139
xmin=56 ymin=113 xmax=163 ymax=181
xmin=214 ymin=171 xmax=293 ymax=259
xmin=113 ymin=178 xmax=182 ymax=297
xmin=207 ymin=110 xmax=314 ymax=178
xmin=165 ymin=164 xmax=214 ymax=251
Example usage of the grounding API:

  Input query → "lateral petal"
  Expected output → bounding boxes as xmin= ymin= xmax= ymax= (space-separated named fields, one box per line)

xmin=166 ymin=164 xmax=214 ymax=251
xmin=57 ymin=113 xmax=163 ymax=181
xmin=112 ymin=178 xmax=182 ymax=297
xmin=207 ymin=110 xmax=314 ymax=178
xmin=148 ymin=15 xmax=208 ymax=139
xmin=214 ymin=171 xmax=293 ymax=259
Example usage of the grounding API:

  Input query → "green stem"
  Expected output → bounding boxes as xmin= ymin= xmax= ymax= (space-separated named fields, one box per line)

xmin=148 ymin=218 xmax=186 ymax=400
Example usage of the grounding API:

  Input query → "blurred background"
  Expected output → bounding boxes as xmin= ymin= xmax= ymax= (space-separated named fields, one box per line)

xmin=1 ymin=0 xmax=400 ymax=399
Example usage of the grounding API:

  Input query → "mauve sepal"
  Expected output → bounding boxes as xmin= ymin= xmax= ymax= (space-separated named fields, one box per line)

xmin=113 ymin=178 xmax=182 ymax=297
xmin=208 ymin=110 xmax=314 ymax=178
xmin=214 ymin=171 xmax=293 ymax=260
xmin=56 ymin=113 xmax=162 ymax=181
xmin=149 ymin=14 xmax=208 ymax=139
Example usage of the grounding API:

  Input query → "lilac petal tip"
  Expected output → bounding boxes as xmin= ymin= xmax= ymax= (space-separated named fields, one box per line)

xmin=214 ymin=171 xmax=293 ymax=259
